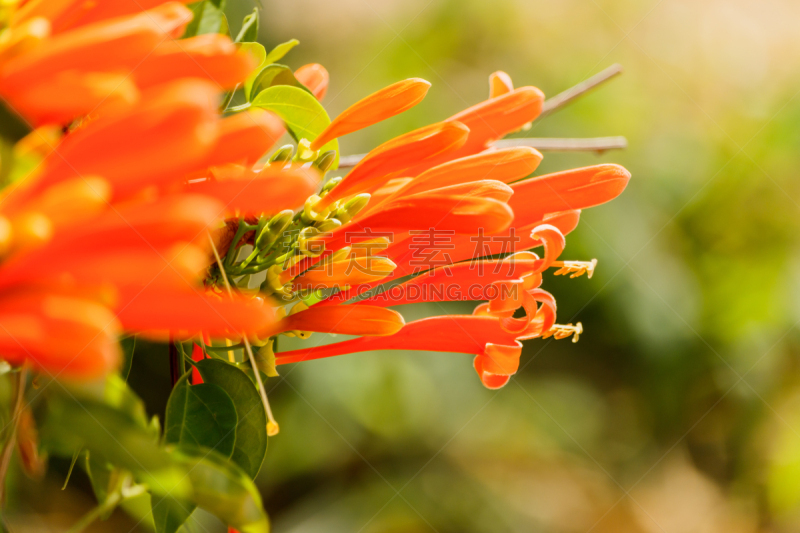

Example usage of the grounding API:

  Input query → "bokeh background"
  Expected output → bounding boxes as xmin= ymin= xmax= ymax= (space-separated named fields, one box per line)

xmin=13 ymin=0 xmax=800 ymax=531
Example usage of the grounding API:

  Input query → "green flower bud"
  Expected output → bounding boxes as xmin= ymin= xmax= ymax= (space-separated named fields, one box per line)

xmin=315 ymin=218 xmax=342 ymax=233
xmin=269 ymin=145 xmax=294 ymax=164
xmin=312 ymin=150 xmax=337 ymax=173
xmin=255 ymin=210 xmax=293 ymax=249
xmin=320 ymin=176 xmax=342 ymax=196
xmin=297 ymin=226 xmax=325 ymax=257
xmin=335 ymin=193 xmax=370 ymax=223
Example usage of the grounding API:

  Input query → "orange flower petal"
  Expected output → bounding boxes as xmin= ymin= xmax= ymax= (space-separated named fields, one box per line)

xmin=324 ymin=194 xmax=513 ymax=251
xmin=133 ymin=34 xmax=256 ymax=90
xmin=294 ymin=63 xmax=329 ymax=100
xmin=0 ymin=288 xmax=120 ymax=379
xmin=188 ymin=165 xmax=320 ymax=217
xmin=115 ymin=287 xmax=275 ymax=338
xmin=26 ymin=79 xmax=219 ymax=201
xmin=267 ymin=305 xmax=404 ymax=338
xmin=1 ymin=3 xmax=192 ymax=93
xmin=310 ymin=78 xmax=431 ymax=150
xmin=316 ymin=121 xmax=470 ymax=210
xmin=509 ymin=164 xmax=631 ymax=227
xmin=8 ymin=70 xmax=139 ymax=125
xmin=203 ymin=109 xmax=286 ymax=169
xmin=293 ymin=255 xmax=396 ymax=290
xmin=489 ymin=70 xmax=514 ymax=98
xmin=274 ymin=315 xmax=518 ymax=365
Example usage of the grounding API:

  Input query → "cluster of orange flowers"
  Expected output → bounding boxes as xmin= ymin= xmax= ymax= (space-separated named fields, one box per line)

xmin=0 ymin=0 xmax=630 ymax=394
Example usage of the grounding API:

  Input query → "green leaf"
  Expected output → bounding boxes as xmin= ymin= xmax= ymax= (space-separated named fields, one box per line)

xmin=264 ymin=39 xmax=299 ymax=64
xmin=183 ymin=0 xmax=227 ymax=37
xmin=164 ymin=373 xmax=238 ymax=458
xmin=251 ymin=85 xmax=339 ymax=168
xmin=235 ymin=8 xmax=259 ymax=43
xmin=240 ymin=42 xmax=267 ymax=100
xmin=173 ymin=445 xmax=269 ymax=533
xmin=120 ymin=336 xmax=136 ymax=382
xmin=38 ymin=389 xmax=191 ymax=499
xmin=152 ymin=494 xmax=195 ymax=533
xmin=195 ymin=359 xmax=267 ymax=479
xmin=248 ymin=64 xmax=313 ymax=102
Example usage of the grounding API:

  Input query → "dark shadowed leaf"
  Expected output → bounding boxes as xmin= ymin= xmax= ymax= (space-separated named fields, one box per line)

xmin=164 ymin=373 xmax=237 ymax=458
xmin=196 ymin=359 xmax=267 ymax=479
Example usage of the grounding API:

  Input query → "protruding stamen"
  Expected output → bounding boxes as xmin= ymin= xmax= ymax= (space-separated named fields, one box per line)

xmin=551 ymin=259 xmax=597 ymax=279
xmin=542 ymin=322 xmax=583 ymax=343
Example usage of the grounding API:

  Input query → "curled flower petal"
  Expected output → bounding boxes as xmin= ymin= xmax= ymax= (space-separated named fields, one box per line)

xmin=489 ymin=70 xmax=514 ymax=98
xmin=311 ymin=78 xmax=431 ymax=150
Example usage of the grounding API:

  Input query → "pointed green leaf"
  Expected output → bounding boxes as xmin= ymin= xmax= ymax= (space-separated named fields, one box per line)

xmin=251 ymin=85 xmax=339 ymax=168
xmin=164 ymin=373 xmax=237 ymax=458
xmin=152 ymin=494 xmax=195 ymax=533
xmin=183 ymin=0 xmax=227 ymax=37
xmin=235 ymin=8 xmax=259 ymax=43
xmin=240 ymin=42 xmax=267 ymax=100
xmin=264 ymin=39 xmax=299 ymax=64
xmin=248 ymin=64 xmax=313 ymax=101
xmin=196 ymin=359 xmax=267 ymax=479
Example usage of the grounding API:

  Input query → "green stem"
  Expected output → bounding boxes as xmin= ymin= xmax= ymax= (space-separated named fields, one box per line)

xmin=65 ymin=491 xmax=122 ymax=533
xmin=0 ymin=368 xmax=27 ymax=504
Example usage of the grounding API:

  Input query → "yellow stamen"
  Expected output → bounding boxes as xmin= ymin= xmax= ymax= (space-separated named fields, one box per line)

xmin=542 ymin=322 xmax=583 ymax=343
xmin=551 ymin=259 xmax=597 ymax=279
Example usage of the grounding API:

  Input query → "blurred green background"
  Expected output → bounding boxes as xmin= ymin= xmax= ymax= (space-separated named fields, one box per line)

xmin=15 ymin=0 xmax=800 ymax=531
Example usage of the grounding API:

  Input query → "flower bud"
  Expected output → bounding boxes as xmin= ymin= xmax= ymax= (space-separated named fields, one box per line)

xmin=334 ymin=193 xmax=370 ymax=223
xmin=255 ymin=210 xmax=293 ymax=250
xmin=315 ymin=218 xmax=341 ymax=233
xmin=312 ymin=150 xmax=336 ymax=173
xmin=297 ymin=226 xmax=326 ymax=257
xmin=269 ymin=145 xmax=294 ymax=164
xmin=320 ymin=176 xmax=342 ymax=196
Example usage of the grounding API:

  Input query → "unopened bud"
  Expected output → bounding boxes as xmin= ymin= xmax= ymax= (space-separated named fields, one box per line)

xmin=320 ymin=176 xmax=342 ymax=196
xmin=312 ymin=150 xmax=336 ymax=173
xmin=298 ymin=227 xmax=325 ymax=257
xmin=255 ymin=210 xmax=293 ymax=249
xmin=335 ymin=193 xmax=370 ymax=223
xmin=269 ymin=145 xmax=294 ymax=164
xmin=315 ymin=218 xmax=341 ymax=233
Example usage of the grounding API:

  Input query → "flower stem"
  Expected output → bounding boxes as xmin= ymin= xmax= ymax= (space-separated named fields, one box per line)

xmin=538 ymin=63 xmax=623 ymax=118
xmin=0 ymin=367 xmax=27 ymax=504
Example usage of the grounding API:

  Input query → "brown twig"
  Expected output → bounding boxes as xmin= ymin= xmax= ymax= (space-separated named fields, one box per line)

xmin=539 ymin=63 xmax=623 ymax=118
xmin=337 ymin=135 xmax=627 ymax=168
xmin=492 ymin=136 xmax=627 ymax=154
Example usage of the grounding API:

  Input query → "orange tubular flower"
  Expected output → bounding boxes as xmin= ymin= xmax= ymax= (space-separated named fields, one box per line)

xmin=310 ymin=78 xmax=431 ymax=150
xmin=0 ymin=1 xmax=303 ymax=379
xmin=230 ymin=72 xmax=629 ymax=390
